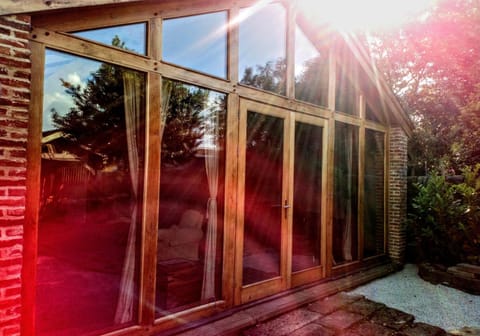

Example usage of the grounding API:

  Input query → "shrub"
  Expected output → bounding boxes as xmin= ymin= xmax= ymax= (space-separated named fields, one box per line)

xmin=409 ymin=165 xmax=480 ymax=266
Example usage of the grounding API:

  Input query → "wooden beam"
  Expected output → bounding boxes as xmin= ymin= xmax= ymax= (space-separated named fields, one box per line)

xmin=0 ymin=0 xmax=143 ymax=15
xmin=21 ymin=40 xmax=44 ymax=336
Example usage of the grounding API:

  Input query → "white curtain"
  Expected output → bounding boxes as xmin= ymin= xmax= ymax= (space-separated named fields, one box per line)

xmin=342 ymin=127 xmax=354 ymax=262
xmin=115 ymin=71 xmax=141 ymax=323
xmin=160 ymin=80 xmax=172 ymax=139
xmin=201 ymin=109 xmax=219 ymax=301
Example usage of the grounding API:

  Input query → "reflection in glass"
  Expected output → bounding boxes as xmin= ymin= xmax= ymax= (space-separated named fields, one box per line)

xmin=239 ymin=3 xmax=286 ymax=95
xmin=364 ymin=130 xmax=385 ymax=258
xmin=335 ymin=43 xmax=357 ymax=114
xmin=37 ymin=49 xmax=145 ymax=335
xmin=295 ymin=25 xmax=329 ymax=106
xmin=360 ymin=69 xmax=383 ymax=122
xmin=163 ymin=12 xmax=227 ymax=78
xmin=72 ymin=23 xmax=147 ymax=55
xmin=156 ymin=80 xmax=226 ymax=315
xmin=243 ymin=112 xmax=284 ymax=285
xmin=333 ymin=122 xmax=359 ymax=265
xmin=292 ymin=122 xmax=323 ymax=272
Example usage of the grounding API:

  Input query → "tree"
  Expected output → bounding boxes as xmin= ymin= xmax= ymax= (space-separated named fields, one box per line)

xmin=367 ymin=0 xmax=480 ymax=174
xmin=161 ymin=80 xmax=209 ymax=165
xmin=53 ymin=36 xmax=211 ymax=168
xmin=52 ymin=36 xmax=139 ymax=169
xmin=240 ymin=58 xmax=286 ymax=95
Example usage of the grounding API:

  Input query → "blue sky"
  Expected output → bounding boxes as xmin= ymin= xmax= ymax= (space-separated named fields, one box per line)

xmin=43 ymin=6 xmax=321 ymax=131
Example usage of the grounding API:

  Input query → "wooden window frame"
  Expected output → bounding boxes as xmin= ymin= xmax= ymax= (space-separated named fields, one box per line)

xmin=25 ymin=1 xmax=392 ymax=334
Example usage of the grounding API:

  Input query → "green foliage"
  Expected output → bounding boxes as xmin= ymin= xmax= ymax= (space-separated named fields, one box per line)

xmin=409 ymin=166 xmax=480 ymax=265
xmin=52 ymin=61 xmax=143 ymax=168
xmin=368 ymin=0 xmax=480 ymax=174
xmin=240 ymin=58 xmax=286 ymax=95
xmin=161 ymin=80 xmax=208 ymax=165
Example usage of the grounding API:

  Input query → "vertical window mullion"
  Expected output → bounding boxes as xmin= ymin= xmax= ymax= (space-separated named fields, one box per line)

xmin=138 ymin=72 xmax=162 ymax=326
xmin=286 ymin=3 xmax=296 ymax=99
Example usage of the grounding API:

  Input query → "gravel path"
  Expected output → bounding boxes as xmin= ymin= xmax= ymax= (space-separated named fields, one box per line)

xmin=349 ymin=264 xmax=480 ymax=332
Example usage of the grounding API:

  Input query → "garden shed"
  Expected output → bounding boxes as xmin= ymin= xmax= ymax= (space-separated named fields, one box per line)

xmin=0 ymin=0 xmax=412 ymax=335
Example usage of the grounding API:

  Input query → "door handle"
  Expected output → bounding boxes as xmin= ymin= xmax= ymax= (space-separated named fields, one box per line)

xmin=272 ymin=200 xmax=291 ymax=218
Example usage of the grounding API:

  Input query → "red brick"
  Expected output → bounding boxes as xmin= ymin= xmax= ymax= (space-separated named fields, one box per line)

xmin=0 ymin=244 xmax=23 ymax=260
xmin=0 ymin=258 xmax=23 ymax=268
xmin=0 ymin=197 xmax=25 ymax=206
xmin=2 ymin=323 xmax=21 ymax=336
xmin=0 ymin=26 xmax=10 ymax=35
xmin=7 ymin=188 xmax=25 ymax=197
xmin=0 ymin=139 xmax=26 ymax=148
xmin=0 ymin=265 xmax=22 ymax=282
xmin=5 ymin=208 xmax=24 ymax=217
xmin=0 ymin=56 xmax=29 ymax=69
xmin=9 ymin=132 xmax=28 ymax=140
xmin=0 ymin=77 xmax=30 ymax=89
xmin=0 ymin=38 xmax=28 ymax=49
xmin=0 ymin=161 xmax=26 ymax=168
xmin=13 ymin=71 xmax=29 ymax=80
xmin=0 ymin=179 xmax=25 ymax=187
xmin=8 ymin=170 xmax=26 ymax=178
xmin=4 ymin=286 xmax=21 ymax=298
xmin=0 ymin=45 xmax=11 ymax=56
xmin=13 ymin=30 xmax=29 ymax=40
xmin=0 ymin=17 xmax=30 ymax=32
xmin=13 ymin=49 xmax=29 ymax=59
xmin=7 ymin=150 xmax=27 ymax=158
xmin=12 ymin=90 xmax=30 ymax=100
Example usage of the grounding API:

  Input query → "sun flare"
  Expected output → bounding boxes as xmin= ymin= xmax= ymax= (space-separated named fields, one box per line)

xmin=297 ymin=0 xmax=437 ymax=32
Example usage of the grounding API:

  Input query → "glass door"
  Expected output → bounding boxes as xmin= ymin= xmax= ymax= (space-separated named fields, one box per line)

xmin=290 ymin=114 xmax=327 ymax=287
xmin=235 ymin=100 xmax=328 ymax=304
xmin=236 ymin=100 xmax=290 ymax=304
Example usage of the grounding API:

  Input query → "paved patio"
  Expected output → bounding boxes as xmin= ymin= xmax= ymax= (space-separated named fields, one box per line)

xmin=242 ymin=291 xmax=448 ymax=336
xmin=242 ymin=264 xmax=480 ymax=336
xmin=173 ymin=264 xmax=479 ymax=336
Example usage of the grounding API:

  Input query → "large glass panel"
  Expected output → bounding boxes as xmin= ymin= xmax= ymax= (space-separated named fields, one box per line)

xmin=239 ymin=3 xmax=286 ymax=95
xmin=335 ymin=43 xmax=358 ymax=115
xmin=72 ymin=23 xmax=147 ymax=55
xmin=364 ymin=129 xmax=385 ymax=258
xmin=333 ymin=122 xmax=359 ymax=265
xmin=156 ymin=80 xmax=226 ymax=315
xmin=38 ymin=49 xmax=145 ymax=335
xmin=292 ymin=122 xmax=323 ymax=272
xmin=360 ymin=69 xmax=383 ymax=122
xmin=295 ymin=25 xmax=329 ymax=106
xmin=163 ymin=12 xmax=227 ymax=78
xmin=243 ymin=112 xmax=284 ymax=285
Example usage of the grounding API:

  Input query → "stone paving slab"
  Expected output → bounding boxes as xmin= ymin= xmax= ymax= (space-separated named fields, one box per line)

xmin=369 ymin=307 xmax=414 ymax=331
xmin=243 ymin=291 xmax=312 ymax=323
xmin=242 ymin=292 xmax=452 ymax=336
xmin=315 ymin=309 xmax=364 ymax=332
xmin=340 ymin=321 xmax=396 ymax=336
xmin=308 ymin=292 xmax=364 ymax=315
xmin=243 ymin=308 xmax=321 ymax=336
xmin=398 ymin=322 xmax=447 ymax=336
xmin=344 ymin=298 xmax=386 ymax=317
xmin=289 ymin=323 xmax=336 ymax=336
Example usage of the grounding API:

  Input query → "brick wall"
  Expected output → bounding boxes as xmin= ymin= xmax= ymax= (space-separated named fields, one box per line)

xmin=0 ymin=15 xmax=31 ymax=336
xmin=388 ymin=127 xmax=408 ymax=265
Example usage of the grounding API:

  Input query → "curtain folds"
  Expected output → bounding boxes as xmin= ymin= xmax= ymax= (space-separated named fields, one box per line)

xmin=201 ymin=109 xmax=219 ymax=301
xmin=160 ymin=80 xmax=172 ymax=139
xmin=115 ymin=71 xmax=141 ymax=324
